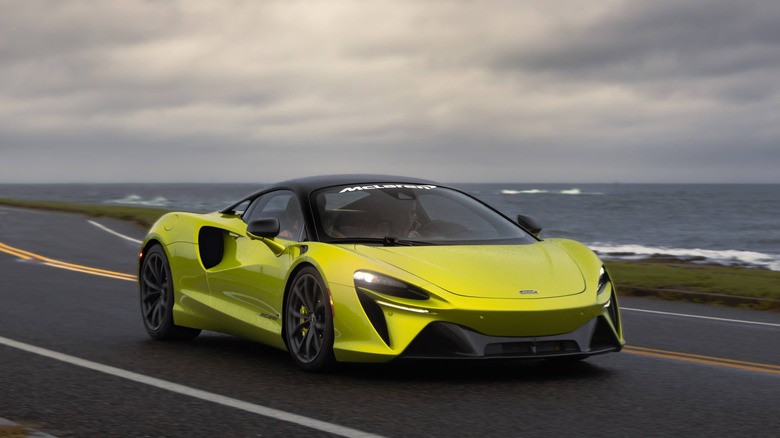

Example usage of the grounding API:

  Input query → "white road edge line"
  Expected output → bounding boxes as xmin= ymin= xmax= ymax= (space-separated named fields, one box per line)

xmin=622 ymin=307 xmax=780 ymax=328
xmin=0 ymin=335 xmax=384 ymax=438
xmin=87 ymin=220 xmax=143 ymax=244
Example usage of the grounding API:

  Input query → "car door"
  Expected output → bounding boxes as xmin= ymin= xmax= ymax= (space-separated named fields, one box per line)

xmin=205 ymin=190 xmax=305 ymax=347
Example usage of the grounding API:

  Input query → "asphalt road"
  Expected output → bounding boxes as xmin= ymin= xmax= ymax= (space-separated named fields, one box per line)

xmin=1 ymin=206 xmax=778 ymax=437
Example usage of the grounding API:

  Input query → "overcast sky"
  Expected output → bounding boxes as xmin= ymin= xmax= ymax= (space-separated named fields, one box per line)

xmin=1 ymin=0 xmax=779 ymax=183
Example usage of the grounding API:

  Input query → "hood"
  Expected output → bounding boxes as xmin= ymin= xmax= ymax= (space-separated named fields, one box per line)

xmin=354 ymin=242 xmax=585 ymax=299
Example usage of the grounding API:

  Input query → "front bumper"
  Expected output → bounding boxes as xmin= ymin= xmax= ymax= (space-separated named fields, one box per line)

xmin=400 ymin=316 xmax=621 ymax=360
xmin=330 ymin=280 xmax=624 ymax=363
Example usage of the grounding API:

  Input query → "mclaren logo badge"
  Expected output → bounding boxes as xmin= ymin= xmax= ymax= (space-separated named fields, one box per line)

xmin=519 ymin=290 xmax=539 ymax=295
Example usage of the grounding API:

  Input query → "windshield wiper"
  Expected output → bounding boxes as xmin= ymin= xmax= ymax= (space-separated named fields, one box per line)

xmin=382 ymin=236 xmax=435 ymax=246
xmin=329 ymin=236 xmax=435 ymax=246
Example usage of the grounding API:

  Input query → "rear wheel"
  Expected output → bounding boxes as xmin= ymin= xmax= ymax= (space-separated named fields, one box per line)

xmin=140 ymin=244 xmax=201 ymax=340
xmin=284 ymin=267 xmax=335 ymax=371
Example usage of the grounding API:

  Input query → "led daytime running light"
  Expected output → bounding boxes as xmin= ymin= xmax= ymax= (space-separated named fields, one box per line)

xmin=354 ymin=271 xmax=406 ymax=289
xmin=353 ymin=270 xmax=429 ymax=300
xmin=597 ymin=266 xmax=610 ymax=295
xmin=374 ymin=300 xmax=430 ymax=314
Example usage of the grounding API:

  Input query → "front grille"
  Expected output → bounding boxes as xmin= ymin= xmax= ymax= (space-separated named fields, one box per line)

xmin=485 ymin=340 xmax=580 ymax=356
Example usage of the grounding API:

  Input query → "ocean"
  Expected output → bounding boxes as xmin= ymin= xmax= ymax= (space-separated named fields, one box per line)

xmin=2 ymin=182 xmax=778 ymax=271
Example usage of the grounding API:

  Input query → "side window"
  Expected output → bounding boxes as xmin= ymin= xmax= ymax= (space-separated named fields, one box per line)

xmin=230 ymin=199 xmax=252 ymax=217
xmin=245 ymin=191 xmax=304 ymax=241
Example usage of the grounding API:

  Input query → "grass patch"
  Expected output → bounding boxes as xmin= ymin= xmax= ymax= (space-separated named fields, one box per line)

xmin=607 ymin=260 xmax=780 ymax=309
xmin=0 ymin=198 xmax=171 ymax=229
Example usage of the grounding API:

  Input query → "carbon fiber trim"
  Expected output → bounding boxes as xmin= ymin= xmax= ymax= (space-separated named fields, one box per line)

xmin=400 ymin=317 xmax=621 ymax=360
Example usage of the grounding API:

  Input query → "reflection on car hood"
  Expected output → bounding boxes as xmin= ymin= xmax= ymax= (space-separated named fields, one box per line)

xmin=354 ymin=242 xmax=586 ymax=299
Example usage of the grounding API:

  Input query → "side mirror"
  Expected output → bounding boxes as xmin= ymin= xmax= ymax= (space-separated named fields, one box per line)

xmin=246 ymin=218 xmax=286 ymax=256
xmin=517 ymin=214 xmax=542 ymax=237
xmin=247 ymin=218 xmax=280 ymax=239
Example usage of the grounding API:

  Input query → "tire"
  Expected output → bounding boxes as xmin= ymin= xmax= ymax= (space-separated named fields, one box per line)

xmin=139 ymin=244 xmax=201 ymax=341
xmin=284 ymin=266 xmax=335 ymax=371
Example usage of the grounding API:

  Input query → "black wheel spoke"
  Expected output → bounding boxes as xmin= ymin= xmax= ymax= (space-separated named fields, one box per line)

xmin=302 ymin=286 xmax=316 ymax=312
xmin=155 ymin=305 xmax=165 ymax=327
xmin=303 ymin=327 xmax=315 ymax=358
xmin=291 ymin=332 xmax=305 ymax=355
xmin=311 ymin=330 xmax=322 ymax=352
xmin=143 ymin=276 xmax=158 ymax=290
xmin=142 ymin=293 xmax=159 ymax=312
xmin=143 ymin=290 xmax=160 ymax=303
xmin=292 ymin=319 xmax=308 ymax=336
xmin=148 ymin=257 xmax=161 ymax=283
xmin=146 ymin=303 xmax=157 ymax=325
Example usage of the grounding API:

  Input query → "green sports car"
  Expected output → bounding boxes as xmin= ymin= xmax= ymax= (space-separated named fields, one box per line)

xmin=139 ymin=175 xmax=623 ymax=371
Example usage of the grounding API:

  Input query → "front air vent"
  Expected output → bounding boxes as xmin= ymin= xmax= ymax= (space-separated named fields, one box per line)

xmin=589 ymin=316 xmax=621 ymax=351
xmin=356 ymin=290 xmax=390 ymax=346
xmin=606 ymin=297 xmax=621 ymax=331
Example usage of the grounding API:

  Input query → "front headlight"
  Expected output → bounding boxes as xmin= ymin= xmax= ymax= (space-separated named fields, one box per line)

xmin=597 ymin=265 xmax=610 ymax=295
xmin=353 ymin=271 xmax=429 ymax=300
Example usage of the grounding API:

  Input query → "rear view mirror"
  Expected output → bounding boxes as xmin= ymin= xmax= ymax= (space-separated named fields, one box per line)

xmin=517 ymin=214 xmax=542 ymax=237
xmin=247 ymin=218 xmax=280 ymax=239
xmin=246 ymin=218 xmax=286 ymax=256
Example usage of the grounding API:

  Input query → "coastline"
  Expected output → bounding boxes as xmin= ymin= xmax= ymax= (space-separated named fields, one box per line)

xmin=2 ymin=198 xmax=778 ymax=311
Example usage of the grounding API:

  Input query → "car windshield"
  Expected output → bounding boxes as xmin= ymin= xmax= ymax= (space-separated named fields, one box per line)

xmin=312 ymin=183 xmax=535 ymax=245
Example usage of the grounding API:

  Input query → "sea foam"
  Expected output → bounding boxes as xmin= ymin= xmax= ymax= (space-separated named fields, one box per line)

xmin=589 ymin=243 xmax=780 ymax=271
xmin=500 ymin=188 xmax=602 ymax=196
xmin=105 ymin=195 xmax=169 ymax=207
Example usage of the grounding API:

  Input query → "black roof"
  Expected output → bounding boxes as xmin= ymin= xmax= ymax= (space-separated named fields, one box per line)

xmin=221 ymin=174 xmax=441 ymax=214
xmin=273 ymin=174 xmax=440 ymax=194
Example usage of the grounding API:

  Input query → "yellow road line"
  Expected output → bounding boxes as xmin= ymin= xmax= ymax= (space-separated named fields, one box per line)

xmin=0 ymin=241 xmax=136 ymax=282
xmin=624 ymin=345 xmax=780 ymax=376
xmin=41 ymin=262 xmax=138 ymax=282
xmin=0 ymin=242 xmax=35 ymax=260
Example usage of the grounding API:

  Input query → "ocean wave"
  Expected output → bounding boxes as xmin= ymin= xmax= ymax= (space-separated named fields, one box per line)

xmin=589 ymin=243 xmax=780 ymax=271
xmin=500 ymin=188 xmax=602 ymax=196
xmin=501 ymin=189 xmax=548 ymax=195
xmin=105 ymin=195 xmax=169 ymax=207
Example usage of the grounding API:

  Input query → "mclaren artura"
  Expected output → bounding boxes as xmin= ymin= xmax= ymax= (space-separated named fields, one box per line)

xmin=139 ymin=175 xmax=624 ymax=371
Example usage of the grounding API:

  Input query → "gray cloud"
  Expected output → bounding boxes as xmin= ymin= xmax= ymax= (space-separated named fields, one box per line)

xmin=0 ymin=0 xmax=778 ymax=183
xmin=494 ymin=1 xmax=780 ymax=78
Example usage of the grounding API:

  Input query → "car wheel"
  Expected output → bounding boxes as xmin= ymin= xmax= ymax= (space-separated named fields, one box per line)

xmin=284 ymin=266 xmax=335 ymax=371
xmin=140 ymin=244 xmax=201 ymax=341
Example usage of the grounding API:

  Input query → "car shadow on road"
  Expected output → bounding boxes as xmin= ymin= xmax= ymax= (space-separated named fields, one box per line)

xmin=136 ymin=332 xmax=615 ymax=384
xmin=336 ymin=357 xmax=614 ymax=383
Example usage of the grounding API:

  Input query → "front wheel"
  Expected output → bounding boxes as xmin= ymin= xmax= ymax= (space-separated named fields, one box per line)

xmin=139 ymin=244 xmax=201 ymax=341
xmin=284 ymin=267 xmax=335 ymax=371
